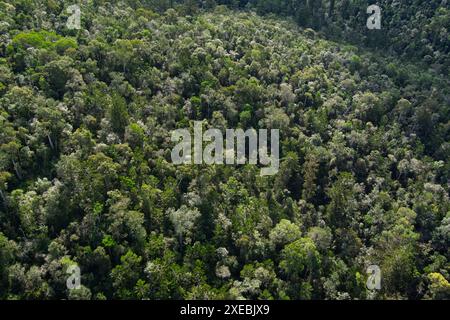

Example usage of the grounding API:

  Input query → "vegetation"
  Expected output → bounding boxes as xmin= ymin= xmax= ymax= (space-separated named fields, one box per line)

xmin=0 ymin=1 xmax=449 ymax=300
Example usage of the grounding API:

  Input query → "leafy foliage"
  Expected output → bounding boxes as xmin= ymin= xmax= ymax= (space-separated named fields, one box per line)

xmin=0 ymin=1 xmax=448 ymax=300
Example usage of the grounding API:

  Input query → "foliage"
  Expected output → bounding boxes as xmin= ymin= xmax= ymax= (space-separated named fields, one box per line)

xmin=0 ymin=1 xmax=448 ymax=300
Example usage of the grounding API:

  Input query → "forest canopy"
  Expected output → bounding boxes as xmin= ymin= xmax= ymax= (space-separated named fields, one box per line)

xmin=0 ymin=0 xmax=449 ymax=300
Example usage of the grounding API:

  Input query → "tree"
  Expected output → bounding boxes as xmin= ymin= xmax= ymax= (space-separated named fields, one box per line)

xmin=68 ymin=285 xmax=92 ymax=300
xmin=432 ymin=213 xmax=450 ymax=253
xmin=326 ymin=172 xmax=358 ymax=228
xmin=42 ymin=57 xmax=74 ymax=99
xmin=169 ymin=205 xmax=201 ymax=245
xmin=280 ymin=237 xmax=321 ymax=299
xmin=111 ymin=250 xmax=143 ymax=299
xmin=328 ymin=0 xmax=335 ymax=20
xmin=426 ymin=273 xmax=450 ymax=300
xmin=106 ymin=191 xmax=147 ymax=248
xmin=302 ymin=152 xmax=319 ymax=201
xmin=280 ymin=237 xmax=321 ymax=280
xmin=269 ymin=219 xmax=302 ymax=250
xmin=0 ymin=233 xmax=16 ymax=297
xmin=109 ymin=93 xmax=129 ymax=136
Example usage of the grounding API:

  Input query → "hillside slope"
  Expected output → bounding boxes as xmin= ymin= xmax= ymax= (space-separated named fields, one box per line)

xmin=0 ymin=4 xmax=449 ymax=299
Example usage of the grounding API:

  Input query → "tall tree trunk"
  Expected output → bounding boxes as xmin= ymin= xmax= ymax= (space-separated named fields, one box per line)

xmin=329 ymin=0 xmax=335 ymax=20
xmin=48 ymin=134 xmax=54 ymax=150
xmin=12 ymin=159 xmax=22 ymax=180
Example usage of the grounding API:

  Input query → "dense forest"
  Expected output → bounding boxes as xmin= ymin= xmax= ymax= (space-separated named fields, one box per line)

xmin=0 ymin=0 xmax=449 ymax=300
